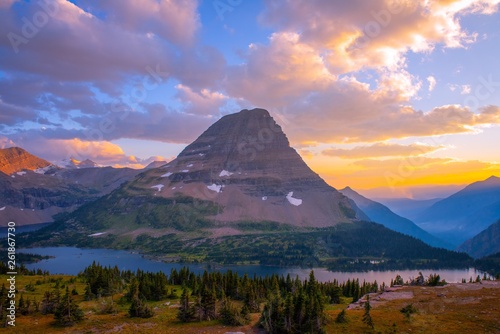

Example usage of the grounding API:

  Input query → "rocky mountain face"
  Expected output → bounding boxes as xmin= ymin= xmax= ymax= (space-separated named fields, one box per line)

xmin=0 ymin=148 xmax=141 ymax=226
xmin=123 ymin=108 xmax=362 ymax=229
xmin=457 ymin=220 xmax=500 ymax=259
xmin=28 ymin=108 xmax=364 ymax=245
xmin=340 ymin=187 xmax=451 ymax=249
xmin=414 ymin=176 xmax=500 ymax=246
xmin=0 ymin=147 xmax=52 ymax=175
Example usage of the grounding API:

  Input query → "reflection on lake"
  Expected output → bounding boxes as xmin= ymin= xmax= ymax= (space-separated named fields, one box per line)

xmin=20 ymin=247 xmax=484 ymax=284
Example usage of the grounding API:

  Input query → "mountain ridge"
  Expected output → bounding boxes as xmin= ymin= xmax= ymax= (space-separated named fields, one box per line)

xmin=457 ymin=220 xmax=500 ymax=259
xmin=0 ymin=147 xmax=142 ymax=226
xmin=0 ymin=147 xmax=52 ymax=175
xmin=339 ymin=187 xmax=451 ymax=249
xmin=414 ymin=175 xmax=500 ymax=246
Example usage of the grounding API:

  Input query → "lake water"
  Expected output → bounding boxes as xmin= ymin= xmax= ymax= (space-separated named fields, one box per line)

xmin=19 ymin=247 xmax=486 ymax=284
xmin=0 ymin=223 xmax=51 ymax=236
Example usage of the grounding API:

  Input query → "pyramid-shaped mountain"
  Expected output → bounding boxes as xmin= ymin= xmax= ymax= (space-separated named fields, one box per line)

xmin=126 ymin=108 xmax=361 ymax=228
xmin=24 ymin=109 xmax=471 ymax=268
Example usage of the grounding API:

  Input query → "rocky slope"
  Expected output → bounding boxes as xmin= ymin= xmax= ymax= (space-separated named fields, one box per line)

xmin=0 ymin=147 xmax=52 ymax=175
xmin=118 ymin=108 xmax=363 ymax=230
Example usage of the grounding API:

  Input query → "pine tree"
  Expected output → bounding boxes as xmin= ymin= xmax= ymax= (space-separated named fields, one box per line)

xmin=41 ymin=290 xmax=58 ymax=314
xmin=362 ymin=295 xmax=374 ymax=329
xmin=54 ymin=287 xmax=84 ymax=326
xmin=18 ymin=294 xmax=28 ymax=316
xmin=335 ymin=309 xmax=347 ymax=323
xmin=219 ymin=293 xmax=235 ymax=325
xmin=177 ymin=287 xmax=194 ymax=323
xmin=200 ymin=285 xmax=217 ymax=321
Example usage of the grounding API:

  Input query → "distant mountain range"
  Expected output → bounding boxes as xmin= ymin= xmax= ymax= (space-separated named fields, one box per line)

xmin=0 ymin=147 xmax=142 ymax=226
xmin=18 ymin=108 xmax=471 ymax=269
xmin=5 ymin=109 xmax=496 ymax=267
xmin=339 ymin=187 xmax=451 ymax=249
xmin=376 ymin=197 xmax=442 ymax=222
xmin=457 ymin=220 xmax=500 ymax=259
xmin=412 ymin=176 xmax=500 ymax=246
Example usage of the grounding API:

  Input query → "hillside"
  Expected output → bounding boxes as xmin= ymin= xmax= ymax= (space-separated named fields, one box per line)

xmin=414 ymin=176 xmax=500 ymax=246
xmin=340 ymin=187 xmax=451 ymax=249
xmin=376 ymin=197 xmax=442 ymax=221
xmin=457 ymin=220 xmax=500 ymax=258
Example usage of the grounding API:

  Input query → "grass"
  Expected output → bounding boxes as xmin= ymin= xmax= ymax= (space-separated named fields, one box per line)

xmin=3 ymin=273 xmax=499 ymax=333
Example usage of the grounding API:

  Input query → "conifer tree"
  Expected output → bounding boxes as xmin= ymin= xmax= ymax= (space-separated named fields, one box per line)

xmin=362 ymin=295 xmax=374 ymax=329
xmin=54 ymin=287 xmax=84 ymax=326
xmin=335 ymin=309 xmax=347 ymax=323
xmin=177 ymin=287 xmax=194 ymax=322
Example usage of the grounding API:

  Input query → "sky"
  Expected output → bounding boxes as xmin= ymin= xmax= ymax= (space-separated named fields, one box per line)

xmin=1 ymin=0 xmax=500 ymax=199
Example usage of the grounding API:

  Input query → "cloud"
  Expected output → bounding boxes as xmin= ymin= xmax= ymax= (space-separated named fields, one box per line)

xmin=0 ymin=0 xmax=17 ymax=9
xmin=225 ymin=32 xmax=334 ymax=108
xmin=175 ymin=84 xmax=227 ymax=116
xmin=281 ymin=82 xmax=500 ymax=144
xmin=352 ymin=156 xmax=452 ymax=169
xmin=260 ymin=0 xmax=497 ymax=73
xmin=0 ymin=98 xmax=37 ymax=126
xmin=461 ymin=84 xmax=471 ymax=95
xmin=220 ymin=0 xmax=500 ymax=146
xmin=77 ymin=0 xmax=201 ymax=46
xmin=77 ymin=102 xmax=215 ymax=143
xmin=0 ymin=136 xmax=15 ymax=148
xmin=4 ymin=136 xmax=169 ymax=168
xmin=0 ymin=0 xmax=223 ymax=95
xmin=0 ymin=1 xmax=172 ymax=88
xmin=427 ymin=76 xmax=437 ymax=92
xmin=323 ymin=143 xmax=444 ymax=159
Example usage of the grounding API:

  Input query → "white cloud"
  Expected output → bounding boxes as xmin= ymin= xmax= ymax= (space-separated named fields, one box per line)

xmin=461 ymin=84 xmax=471 ymax=95
xmin=427 ymin=76 xmax=437 ymax=92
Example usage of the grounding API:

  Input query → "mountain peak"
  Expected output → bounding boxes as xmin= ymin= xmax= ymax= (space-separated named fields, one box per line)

xmin=0 ymin=147 xmax=51 ymax=175
xmin=461 ymin=175 xmax=500 ymax=193
xmin=60 ymin=157 xmax=98 ymax=169
xmin=485 ymin=175 xmax=500 ymax=183
xmin=132 ymin=108 xmax=361 ymax=227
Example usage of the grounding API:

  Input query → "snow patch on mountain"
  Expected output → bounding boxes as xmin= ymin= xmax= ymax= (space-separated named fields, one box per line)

xmin=151 ymin=184 xmax=164 ymax=191
xmin=286 ymin=192 xmax=302 ymax=206
xmin=219 ymin=170 xmax=233 ymax=177
xmin=207 ymin=184 xmax=222 ymax=193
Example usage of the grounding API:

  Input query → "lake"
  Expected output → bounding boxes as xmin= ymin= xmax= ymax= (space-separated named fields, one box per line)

xmin=19 ymin=247 xmax=486 ymax=284
xmin=0 ymin=223 xmax=51 ymax=235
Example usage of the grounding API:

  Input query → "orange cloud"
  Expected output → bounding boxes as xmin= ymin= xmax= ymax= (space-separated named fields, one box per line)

xmin=226 ymin=32 xmax=334 ymax=108
xmin=18 ymin=138 xmax=169 ymax=169
xmin=323 ymin=143 xmax=445 ymax=159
